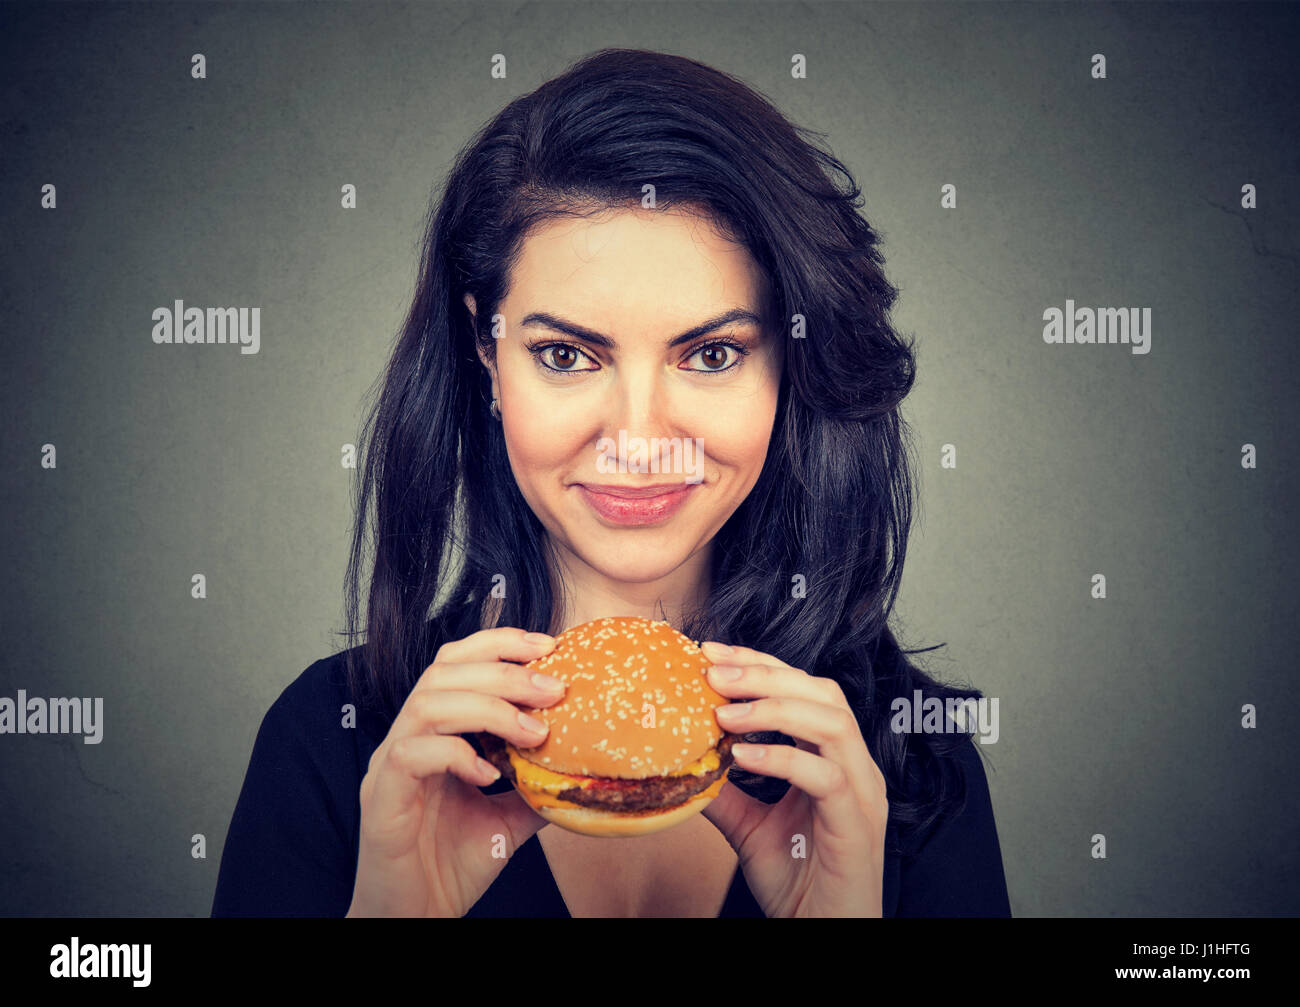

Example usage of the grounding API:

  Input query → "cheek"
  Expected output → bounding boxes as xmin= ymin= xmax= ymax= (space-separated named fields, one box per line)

xmin=691 ymin=386 xmax=779 ymax=472
xmin=500 ymin=385 xmax=592 ymax=474
xmin=706 ymin=423 xmax=773 ymax=476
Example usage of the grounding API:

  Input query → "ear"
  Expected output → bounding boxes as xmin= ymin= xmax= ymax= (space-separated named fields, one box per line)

xmin=476 ymin=342 xmax=497 ymax=381
xmin=465 ymin=293 xmax=499 ymax=396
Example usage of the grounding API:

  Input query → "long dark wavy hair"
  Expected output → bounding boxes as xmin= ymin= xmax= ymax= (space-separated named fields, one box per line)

xmin=343 ymin=48 xmax=986 ymax=859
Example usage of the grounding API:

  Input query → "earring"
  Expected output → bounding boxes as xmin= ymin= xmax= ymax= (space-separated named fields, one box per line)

xmin=489 ymin=398 xmax=501 ymax=420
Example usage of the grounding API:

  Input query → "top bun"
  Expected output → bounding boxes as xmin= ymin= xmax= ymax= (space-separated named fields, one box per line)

xmin=518 ymin=616 xmax=728 ymax=779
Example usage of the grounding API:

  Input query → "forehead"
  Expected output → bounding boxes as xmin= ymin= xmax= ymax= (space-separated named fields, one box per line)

xmin=506 ymin=207 xmax=768 ymax=329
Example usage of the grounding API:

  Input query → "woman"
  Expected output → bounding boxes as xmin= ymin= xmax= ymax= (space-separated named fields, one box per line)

xmin=212 ymin=48 xmax=1011 ymax=917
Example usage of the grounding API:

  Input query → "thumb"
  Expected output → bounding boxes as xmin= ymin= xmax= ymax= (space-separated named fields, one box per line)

xmin=489 ymin=788 xmax=550 ymax=847
xmin=701 ymin=779 xmax=762 ymax=851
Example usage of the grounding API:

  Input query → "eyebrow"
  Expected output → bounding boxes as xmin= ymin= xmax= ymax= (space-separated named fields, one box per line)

xmin=518 ymin=308 xmax=764 ymax=349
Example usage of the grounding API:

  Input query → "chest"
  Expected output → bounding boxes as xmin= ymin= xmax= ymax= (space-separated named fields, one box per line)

xmin=538 ymin=819 xmax=739 ymax=917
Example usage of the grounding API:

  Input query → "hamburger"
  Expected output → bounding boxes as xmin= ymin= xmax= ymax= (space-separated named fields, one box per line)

xmin=476 ymin=616 xmax=737 ymax=837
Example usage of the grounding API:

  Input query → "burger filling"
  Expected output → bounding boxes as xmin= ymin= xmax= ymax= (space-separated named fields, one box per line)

xmin=476 ymin=732 xmax=736 ymax=813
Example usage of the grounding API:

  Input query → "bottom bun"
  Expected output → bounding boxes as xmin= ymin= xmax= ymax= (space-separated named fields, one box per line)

xmin=526 ymin=775 xmax=728 ymax=838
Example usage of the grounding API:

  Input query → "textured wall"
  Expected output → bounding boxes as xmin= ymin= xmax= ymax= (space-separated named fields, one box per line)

xmin=1 ymin=1 xmax=1296 ymax=916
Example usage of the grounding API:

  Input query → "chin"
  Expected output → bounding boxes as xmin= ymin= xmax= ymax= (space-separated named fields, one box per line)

xmin=590 ymin=550 xmax=691 ymax=583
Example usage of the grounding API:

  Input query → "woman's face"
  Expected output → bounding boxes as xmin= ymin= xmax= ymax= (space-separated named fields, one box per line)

xmin=467 ymin=206 xmax=782 ymax=588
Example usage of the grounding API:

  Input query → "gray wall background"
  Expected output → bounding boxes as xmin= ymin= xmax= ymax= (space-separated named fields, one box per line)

xmin=1 ymin=1 xmax=1296 ymax=916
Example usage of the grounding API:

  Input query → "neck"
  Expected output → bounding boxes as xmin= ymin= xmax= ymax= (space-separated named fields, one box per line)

xmin=546 ymin=535 xmax=712 ymax=634
xmin=477 ymin=537 xmax=713 ymax=636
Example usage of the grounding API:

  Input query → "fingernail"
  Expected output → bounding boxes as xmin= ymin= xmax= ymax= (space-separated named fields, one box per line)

xmin=524 ymin=632 xmax=556 ymax=647
xmin=709 ymin=665 xmax=742 ymax=681
xmin=518 ymin=711 xmax=548 ymax=733
xmin=702 ymin=641 xmax=734 ymax=657
xmin=476 ymin=757 xmax=501 ymax=781
xmin=732 ymin=742 xmax=762 ymax=759
xmin=717 ymin=702 xmax=750 ymax=719
xmin=531 ymin=671 xmax=564 ymax=691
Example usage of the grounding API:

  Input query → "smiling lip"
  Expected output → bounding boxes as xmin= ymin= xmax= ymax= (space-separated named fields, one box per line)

xmin=576 ymin=483 xmax=699 ymax=525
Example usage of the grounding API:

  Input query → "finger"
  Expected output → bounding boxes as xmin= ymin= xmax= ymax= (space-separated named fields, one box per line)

xmin=390 ymin=689 xmax=553 ymax=751
xmin=717 ymin=695 xmax=856 ymax=750
xmin=363 ymin=733 xmax=491 ymax=832
xmin=416 ymin=660 xmax=569 ymax=710
xmin=729 ymin=741 xmax=867 ymax=838
xmin=719 ymin=696 xmax=883 ymax=810
xmin=701 ymin=641 xmax=794 ymax=670
xmin=432 ymin=626 xmax=557 ymax=669
xmin=700 ymin=779 xmax=765 ymax=851
xmin=732 ymin=742 xmax=885 ymax=858
xmin=486 ymin=787 xmax=551 ymax=844
xmin=705 ymin=660 xmax=847 ymax=713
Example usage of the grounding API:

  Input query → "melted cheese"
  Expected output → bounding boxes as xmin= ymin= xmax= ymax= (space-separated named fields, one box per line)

xmin=507 ymin=746 xmax=722 ymax=809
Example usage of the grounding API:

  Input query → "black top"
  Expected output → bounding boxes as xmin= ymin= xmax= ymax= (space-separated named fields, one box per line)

xmin=211 ymin=641 xmax=1012 ymax=918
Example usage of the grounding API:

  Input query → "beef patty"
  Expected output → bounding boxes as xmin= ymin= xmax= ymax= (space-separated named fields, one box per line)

xmin=474 ymin=731 xmax=737 ymax=813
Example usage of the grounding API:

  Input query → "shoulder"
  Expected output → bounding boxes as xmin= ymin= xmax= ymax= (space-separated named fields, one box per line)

xmin=258 ymin=649 xmax=354 ymax=744
xmin=262 ymin=608 xmax=473 ymax=749
xmin=251 ymin=644 xmax=393 ymax=776
xmin=213 ymin=647 xmax=372 ymax=917
xmin=270 ymin=649 xmax=353 ymax=717
xmin=895 ymin=733 xmax=1011 ymax=917
xmin=918 ymin=733 xmax=1000 ymax=846
xmin=950 ymin=731 xmax=996 ymax=803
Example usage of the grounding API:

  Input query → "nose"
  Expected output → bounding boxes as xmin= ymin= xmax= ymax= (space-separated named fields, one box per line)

xmin=603 ymin=366 xmax=679 ymax=469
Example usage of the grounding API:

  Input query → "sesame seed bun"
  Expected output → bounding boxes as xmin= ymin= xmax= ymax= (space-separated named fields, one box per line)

xmin=479 ymin=616 xmax=737 ymax=838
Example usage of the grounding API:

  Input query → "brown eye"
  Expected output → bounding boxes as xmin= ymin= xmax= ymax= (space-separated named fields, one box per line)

xmin=698 ymin=346 xmax=729 ymax=370
xmin=684 ymin=341 xmax=747 ymax=374
xmin=531 ymin=342 xmax=598 ymax=374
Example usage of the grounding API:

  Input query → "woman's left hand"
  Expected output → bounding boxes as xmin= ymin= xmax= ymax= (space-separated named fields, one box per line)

xmin=698 ymin=641 xmax=888 ymax=917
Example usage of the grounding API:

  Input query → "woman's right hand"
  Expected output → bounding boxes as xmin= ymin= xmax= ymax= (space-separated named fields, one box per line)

xmin=346 ymin=627 xmax=565 ymax=917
